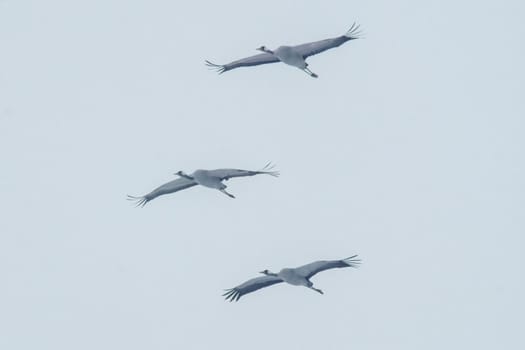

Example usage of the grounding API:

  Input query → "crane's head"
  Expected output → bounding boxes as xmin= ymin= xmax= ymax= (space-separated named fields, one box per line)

xmin=260 ymin=269 xmax=278 ymax=277
xmin=174 ymin=170 xmax=194 ymax=180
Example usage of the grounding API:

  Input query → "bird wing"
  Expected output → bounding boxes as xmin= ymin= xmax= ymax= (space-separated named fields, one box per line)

xmin=207 ymin=162 xmax=279 ymax=180
xmin=294 ymin=255 xmax=361 ymax=279
xmin=205 ymin=53 xmax=280 ymax=74
xmin=223 ymin=275 xmax=284 ymax=302
xmin=292 ymin=23 xmax=362 ymax=59
xmin=127 ymin=177 xmax=197 ymax=207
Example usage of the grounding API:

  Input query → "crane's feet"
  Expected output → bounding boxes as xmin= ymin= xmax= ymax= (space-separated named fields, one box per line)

xmin=309 ymin=286 xmax=324 ymax=294
xmin=220 ymin=189 xmax=236 ymax=198
xmin=303 ymin=67 xmax=318 ymax=78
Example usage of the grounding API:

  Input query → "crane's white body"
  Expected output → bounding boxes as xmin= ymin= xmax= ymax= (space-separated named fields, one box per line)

xmin=278 ymin=268 xmax=311 ymax=286
xmin=223 ymin=256 xmax=361 ymax=302
xmin=180 ymin=169 xmax=236 ymax=198
xmin=127 ymin=163 xmax=279 ymax=206
xmin=257 ymin=46 xmax=317 ymax=78
xmin=273 ymin=46 xmax=307 ymax=68
xmin=191 ymin=170 xmax=228 ymax=189
xmin=260 ymin=46 xmax=316 ymax=77
xmin=206 ymin=23 xmax=362 ymax=78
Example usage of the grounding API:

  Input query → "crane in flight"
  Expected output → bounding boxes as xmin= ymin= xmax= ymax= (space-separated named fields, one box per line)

xmin=206 ymin=23 xmax=362 ymax=78
xmin=127 ymin=163 xmax=279 ymax=207
xmin=223 ymin=255 xmax=361 ymax=302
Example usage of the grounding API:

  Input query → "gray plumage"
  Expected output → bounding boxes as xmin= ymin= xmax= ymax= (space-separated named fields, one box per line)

xmin=223 ymin=255 xmax=361 ymax=302
xmin=206 ymin=23 xmax=362 ymax=78
xmin=127 ymin=162 xmax=279 ymax=206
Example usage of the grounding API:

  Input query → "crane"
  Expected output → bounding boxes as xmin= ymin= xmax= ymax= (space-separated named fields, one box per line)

xmin=127 ymin=163 xmax=279 ymax=207
xmin=206 ymin=23 xmax=362 ymax=78
xmin=223 ymin=255 xmax=360 ymax=301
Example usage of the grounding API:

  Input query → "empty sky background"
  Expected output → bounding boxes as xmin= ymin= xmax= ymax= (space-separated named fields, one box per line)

xmin=1 ymin=0 xmax=524 ymax=349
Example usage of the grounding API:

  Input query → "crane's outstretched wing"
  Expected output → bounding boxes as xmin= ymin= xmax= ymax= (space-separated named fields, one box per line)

xmin=207 ymin=162 xmax=280 ymax=180
xmin=127 ymin=177 xmax=197 ymax=207
xmin=293 ymin=23 xmax=362 ymax=59
xmin=294 ymin=255 xmax=361 ymax=279
xmin=223 ymin=275 xmax=284 ymax=302
xmin=205 ymin=53 xmax=279 ymax=74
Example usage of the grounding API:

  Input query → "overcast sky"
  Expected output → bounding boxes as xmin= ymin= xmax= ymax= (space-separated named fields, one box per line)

xmin=1 ymin=0 xmax=524 ymax=349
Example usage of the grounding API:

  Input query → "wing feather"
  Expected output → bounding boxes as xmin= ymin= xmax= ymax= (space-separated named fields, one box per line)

xmin=294 ymin=255 xmax=361 ymax=279
xmin=205 ymin=53 xmax=279 ymax=74
xmin=293 ymin=23 xmax=362 ymax=59
xmin=127 ymin=177 xmax=197 ymax=207
xmin=207 ymin=163 xmax=279 ymax=180
xmin=223 ymin=276 xmax=283 ymax=302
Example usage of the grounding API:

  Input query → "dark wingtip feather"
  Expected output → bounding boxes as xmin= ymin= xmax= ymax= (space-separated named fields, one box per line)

xmin=126 ymin=195 xmax=148 ymax=208
xmin=345 ymin=22 xmax=363 ymax=39
xmin=223 ymin=288 xmax=241 ymax=302
xmin=259 ymin=162 xmax=280 ymax=177
xmin=205 ymin=60 xmax=227 ymax=74
xmin=343 ymin=255 xmax=361 ymax=267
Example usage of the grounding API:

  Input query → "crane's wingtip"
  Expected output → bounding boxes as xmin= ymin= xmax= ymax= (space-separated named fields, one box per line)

xmin=260 ymin=162 xmax=280 ymax=177
xmin=222 ymin=288 xmax=241 ymax=302
xmin=205 ymin=60 xmax=227 ymax=74
xmin=126 ymin=195 xmax=148 ymax=208
xmin=343 ymin=255 xmax=361 ymax=267
xmin=345 ymin=22 xmax=363 ymax=39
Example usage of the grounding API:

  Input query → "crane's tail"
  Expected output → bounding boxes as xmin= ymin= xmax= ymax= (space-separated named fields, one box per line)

xmin=258 ymin=162 xmax=280 ymax=177
xmin=345 ymin=22 xmax=363 ymax=40
xmin=205 ymin=60 xmax=227 ymax=74
xmin=126 ymin=195 xmax=149 ymax=208
xmin=342 ymin=255 xmax=361 ymax=268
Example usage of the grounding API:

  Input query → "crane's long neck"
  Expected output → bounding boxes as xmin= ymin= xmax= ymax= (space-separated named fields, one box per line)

xmin=258 ymin=46 xmax=274 ymax=55
xmin=263 ymin=270 xmax=279 ymax=277
xmin=177 ymin=171 xmax=194 ymax=180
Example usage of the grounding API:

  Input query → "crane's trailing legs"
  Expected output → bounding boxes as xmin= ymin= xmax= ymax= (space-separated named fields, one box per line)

xmin=309 ymin=286 xmax=324 ymax=294
xmin=303 ymin=67 xmax=318 ymax=78
xmin=220 ymin=188 xmax=235 ymax=198
xmin=306 ymin=280 xmax=323 ymax=294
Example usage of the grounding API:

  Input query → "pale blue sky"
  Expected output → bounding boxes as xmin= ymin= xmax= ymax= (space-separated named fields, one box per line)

xmin=1 ymin=1 xmax=524 ymax=349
